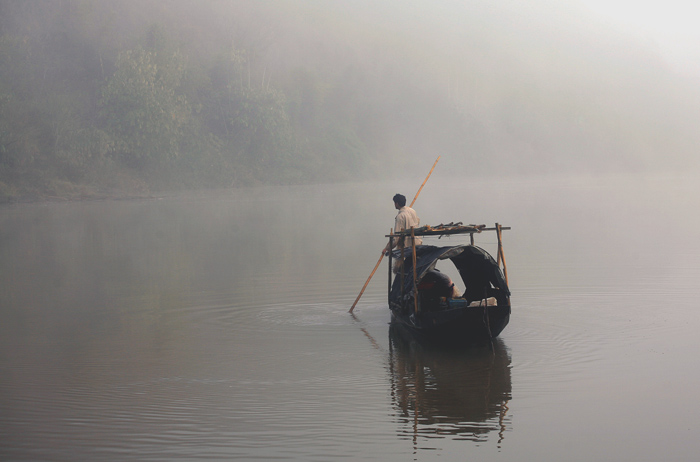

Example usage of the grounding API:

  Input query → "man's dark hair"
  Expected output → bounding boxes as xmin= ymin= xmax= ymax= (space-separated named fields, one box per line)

xmin=393 ymin=194 xmax=406 ymax=207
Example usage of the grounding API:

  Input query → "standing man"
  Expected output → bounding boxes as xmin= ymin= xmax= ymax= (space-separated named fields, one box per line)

xmin=383 ymin=193 xmax=422 ymax=257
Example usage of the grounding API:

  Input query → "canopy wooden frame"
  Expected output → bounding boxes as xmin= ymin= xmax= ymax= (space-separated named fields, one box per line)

xmin=386 ymin=223 xmax=510 ymax=313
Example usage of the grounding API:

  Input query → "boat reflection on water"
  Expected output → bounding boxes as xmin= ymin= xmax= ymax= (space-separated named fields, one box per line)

xmin=388 ymin=323 xmax=512 ymax=448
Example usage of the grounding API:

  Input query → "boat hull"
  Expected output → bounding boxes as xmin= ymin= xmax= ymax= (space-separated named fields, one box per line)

xmin=390 ymin=304 xmax=510 ymax=346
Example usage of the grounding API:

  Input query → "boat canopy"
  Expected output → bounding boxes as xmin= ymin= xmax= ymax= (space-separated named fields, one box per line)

xmin=389 ymin=244 xmax=510 ymax=305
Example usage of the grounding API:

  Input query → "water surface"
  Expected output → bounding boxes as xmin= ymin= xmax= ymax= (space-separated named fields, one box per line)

xmin=2 ymin=173 xmax=700 ymax=461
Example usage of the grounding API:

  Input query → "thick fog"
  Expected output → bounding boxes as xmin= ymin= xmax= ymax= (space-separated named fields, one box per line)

xmin=244 ymin=0 xmax=700 ymax=176
xmin=0 ymin=0 xmax=698 ymax=199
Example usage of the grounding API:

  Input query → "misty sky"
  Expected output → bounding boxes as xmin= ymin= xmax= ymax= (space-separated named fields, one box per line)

xmin=581 ymin=0 xmax=700 ymax=73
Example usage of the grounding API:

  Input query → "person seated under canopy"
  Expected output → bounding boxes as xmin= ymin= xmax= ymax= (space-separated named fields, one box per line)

xmin=417 ymin=268 xmax=461 ymax=303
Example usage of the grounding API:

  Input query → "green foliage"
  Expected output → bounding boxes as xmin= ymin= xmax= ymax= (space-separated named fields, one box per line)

xmin=0 ymin=35 xmax=40 ymax=170
xmin=55 ymin=126 xmax=115 ymax=178
xmin=100 ymin=46 xmax=189 ymax=168
xmin=203 ymin=50 xmax=298 ymax=182
xmin=232 ymin=86 xmax=294 ymax=171
xmin=0 ymin=1 xmax=396 ymax=198
xmin=2 ymin=0 xmax=695 ymax=200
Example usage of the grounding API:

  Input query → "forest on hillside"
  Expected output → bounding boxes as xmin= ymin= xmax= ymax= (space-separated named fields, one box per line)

xmin=1 ymin=0 xmax=698 ymax=201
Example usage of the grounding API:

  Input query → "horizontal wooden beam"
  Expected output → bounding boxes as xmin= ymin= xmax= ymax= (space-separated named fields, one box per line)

xmin=387 ymin=225 xmax=510 ymax=238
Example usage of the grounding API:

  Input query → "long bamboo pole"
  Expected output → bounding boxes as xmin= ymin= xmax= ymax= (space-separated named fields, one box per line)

xmin=348 ymin=156 xmax=440 ymax=313
xmin=410 ymin=156 xmax=440 ymax=208
xmin=349 ymin=253 xmax=384 ymax=314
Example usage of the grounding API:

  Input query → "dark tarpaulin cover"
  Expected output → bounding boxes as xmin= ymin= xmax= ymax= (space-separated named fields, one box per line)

xmin=389 ymin=244 xmax=509 ymax=305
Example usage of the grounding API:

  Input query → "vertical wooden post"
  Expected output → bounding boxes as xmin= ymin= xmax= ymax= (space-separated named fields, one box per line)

xmin=470 ymin=232 xmax=474 ymax=245
xmin=400 ymin=245 xmax=405 ymax=299
xmin=496 ymin=222 xmax=501 ymax=266
xmin=496 ymin=223 xmax=509 ymax=287
xmin=411 ymin=227 xmax=419 ymax=314
xmin=387 ymin=229 xmax=393 ymax=305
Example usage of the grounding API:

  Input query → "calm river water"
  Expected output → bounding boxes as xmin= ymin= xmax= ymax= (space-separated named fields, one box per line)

xmin=2 ymin=172 xmax=700 ymax=461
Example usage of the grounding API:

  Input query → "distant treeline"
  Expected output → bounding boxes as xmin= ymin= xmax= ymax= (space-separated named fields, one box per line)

xmin=1 ymin=0 xmax=698 ymax=200
xmin=0 ymin=1 xmax=374 ymax=200
xmin=0 ymin=2 xmax=385 ymax=199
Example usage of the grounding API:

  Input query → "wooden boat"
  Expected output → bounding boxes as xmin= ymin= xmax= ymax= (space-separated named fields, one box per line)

xmin=387 ymin=223 xmax=511 ymax=346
